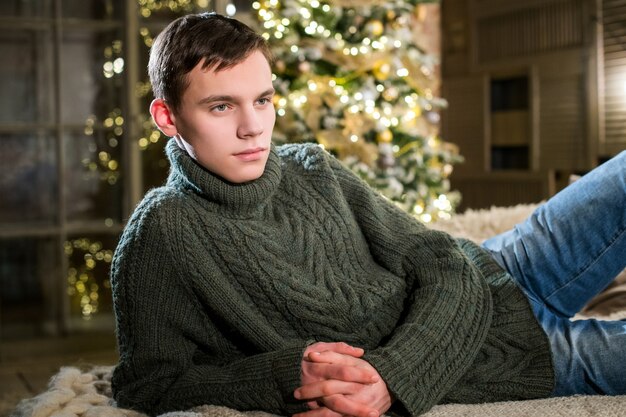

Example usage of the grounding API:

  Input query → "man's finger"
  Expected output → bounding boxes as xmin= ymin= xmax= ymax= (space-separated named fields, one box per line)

xmin=308 ymin=342 xmax=364 ymax=358
xmin=295 ymin=380 xmax=363 ymax=400
xmin=303 ymin=362 xmax=379 ymax=384
xmin=306 ymin=351 xmax=371 ymax=367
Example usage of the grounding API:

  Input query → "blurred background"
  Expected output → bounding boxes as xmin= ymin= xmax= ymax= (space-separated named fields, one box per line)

xmin=1 ymin=0 xmax=625 ymax=413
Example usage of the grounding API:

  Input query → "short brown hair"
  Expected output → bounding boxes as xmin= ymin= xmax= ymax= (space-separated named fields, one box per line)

xmin=148 ymin=12 xmax=273 ymax=113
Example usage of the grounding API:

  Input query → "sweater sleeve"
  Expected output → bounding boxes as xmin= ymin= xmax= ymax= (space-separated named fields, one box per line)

xmin=110 ymin=194 xmax=308 ymax=416
xmin=327 ymin=156 xmax=493 ymax=416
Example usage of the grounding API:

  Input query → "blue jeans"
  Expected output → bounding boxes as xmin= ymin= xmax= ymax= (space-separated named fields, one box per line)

xmin=482 ymin=150 xmax=626 ymax=396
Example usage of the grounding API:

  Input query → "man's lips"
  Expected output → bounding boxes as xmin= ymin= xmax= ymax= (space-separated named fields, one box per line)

xmin=234 ymin=147 xmax=265 ymax=155
xmin=233 ymin=147 xmax=266 ymax=161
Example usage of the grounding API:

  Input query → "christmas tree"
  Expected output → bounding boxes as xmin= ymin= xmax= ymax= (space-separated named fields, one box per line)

xmin=254 ymin=0 xmax=462 ymax=222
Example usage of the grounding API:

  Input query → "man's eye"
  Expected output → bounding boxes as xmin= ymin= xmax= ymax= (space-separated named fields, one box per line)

xmin=212 ymin=104 xmax=228 ymax=112
xmin=258 ymin=98 xmax=271 ymax=105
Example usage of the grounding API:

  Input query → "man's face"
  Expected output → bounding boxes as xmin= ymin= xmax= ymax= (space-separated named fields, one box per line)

xmin=166 ymin=51 xmax=276 ymax=184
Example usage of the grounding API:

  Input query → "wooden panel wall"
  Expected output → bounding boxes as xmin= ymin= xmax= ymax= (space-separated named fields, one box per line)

xmin=539 ymin=67 xmax=587 ymax=170
xmin=441 ymin=0 xmax=608 ymax=209
xmin=603 ymin=0 xmax=626 ymax=150
xmin=476 ymin=0 xmax=585 ymax=63
xmin=451 ymin=172 xmax=554 ymax=210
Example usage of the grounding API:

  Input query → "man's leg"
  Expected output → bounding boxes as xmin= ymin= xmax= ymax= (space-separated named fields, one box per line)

xmin=482 ymin=151 xmax=626 ymax=317
xmin=482 ymin=151 xmax=626 ymax=395
xmin=532 ymin=306 xmax=626 ymax=395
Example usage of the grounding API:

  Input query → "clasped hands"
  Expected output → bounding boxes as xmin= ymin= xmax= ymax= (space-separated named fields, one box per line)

xmin=293 ymin=342 xmax=392 ymax=417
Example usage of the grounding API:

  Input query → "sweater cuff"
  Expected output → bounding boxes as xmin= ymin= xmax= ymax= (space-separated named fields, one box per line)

xmin=364 ymin=349 xmax=430 ymax=416
xmin=272 ymin=343 xmax=310 ymax=415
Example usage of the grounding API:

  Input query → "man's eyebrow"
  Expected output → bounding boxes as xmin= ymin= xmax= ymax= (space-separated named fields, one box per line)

xmin=197 ymin=88 xmax=275 ymax=106
xmin=258 ymin=88 xmax=276 ymax=98
xmin=197 ymin=95 xmax=234 ymax=106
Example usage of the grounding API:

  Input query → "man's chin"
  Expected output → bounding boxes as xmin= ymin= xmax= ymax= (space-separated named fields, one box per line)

xmin=226 ymin=162 xmax=267 ymax=184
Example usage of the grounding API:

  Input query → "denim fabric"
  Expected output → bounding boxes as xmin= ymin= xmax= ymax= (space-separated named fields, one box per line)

xmin=482 ymin=151 xmax=626 ymax=396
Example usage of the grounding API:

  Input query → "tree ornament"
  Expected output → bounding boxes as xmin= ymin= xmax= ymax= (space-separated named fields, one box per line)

xmin=298 ymin=61 xmax=311 ymax=73
xmin=415 ymin=4 xmax=428 ymax=22
xmin=372 ymin=61 xmax=391 ymax=81
xmin=377 ymin=142 xmax=396 ymax=169
xmin=377 ymin=129 xmax=393 ymax=143
xmin=366 ymin=19 xmax=385 ymax=37
xmin=425 ymin=111 xmax=441 ymax=124
xmin=382 ymin=86 xmax=399 ymax=101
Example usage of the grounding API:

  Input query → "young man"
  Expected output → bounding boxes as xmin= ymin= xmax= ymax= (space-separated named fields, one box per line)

xmin=111 ymin=12 xmax=626 ymax=417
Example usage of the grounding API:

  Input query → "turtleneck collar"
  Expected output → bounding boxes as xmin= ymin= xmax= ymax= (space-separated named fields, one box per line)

xmin=165 ymin=139 xmax=282 ymax=214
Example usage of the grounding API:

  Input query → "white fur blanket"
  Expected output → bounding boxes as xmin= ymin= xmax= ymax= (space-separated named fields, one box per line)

xmin=11 ymin=204 xmax=626 ymax=417
xmin=10 ymin=366 xmax=626 ymax=417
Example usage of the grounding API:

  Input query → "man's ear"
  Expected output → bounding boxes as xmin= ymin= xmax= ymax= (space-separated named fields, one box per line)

xmin=150 ymin=98 xmax=178 ymax=137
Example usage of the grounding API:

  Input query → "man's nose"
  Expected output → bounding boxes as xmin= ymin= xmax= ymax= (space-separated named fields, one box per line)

xmin=237 ymin=107 xmax=263 ymax=139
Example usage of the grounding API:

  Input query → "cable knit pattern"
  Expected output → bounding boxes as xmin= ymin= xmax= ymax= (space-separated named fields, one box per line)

xmin=111 ymin=140 xmax=553 ymax=417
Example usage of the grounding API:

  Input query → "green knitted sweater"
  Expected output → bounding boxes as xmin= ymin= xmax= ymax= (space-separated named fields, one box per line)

xmin=111 ymin=140 xmax=553 ymax=417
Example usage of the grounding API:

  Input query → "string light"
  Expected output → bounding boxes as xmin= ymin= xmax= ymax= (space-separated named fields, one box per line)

xmin=65 ymin=238 xmax=113 ymax=319
xmin=74 ymin=0 xmax=236 ymax=320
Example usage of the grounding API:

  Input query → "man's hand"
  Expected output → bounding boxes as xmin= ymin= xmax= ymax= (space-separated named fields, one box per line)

xmin=295 ymin=348 xmax=392 ymax=417
xmin=298 ymin=342 xmax=378 ymax=412
xmin=301 ymin=342 xmax=379 ymax=387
